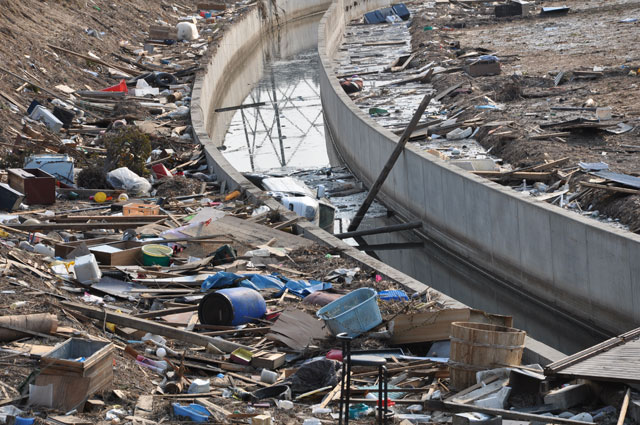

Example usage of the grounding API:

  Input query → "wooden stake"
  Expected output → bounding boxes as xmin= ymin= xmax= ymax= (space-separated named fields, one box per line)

xmin=617 ymin=387 xmax=631 ymax=425
xmin=348 ymin=93 xmax=433 ymax=232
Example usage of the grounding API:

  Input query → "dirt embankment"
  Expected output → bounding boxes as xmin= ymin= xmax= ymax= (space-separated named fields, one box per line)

xmin=409 ymin=0 xmax=640 ymax=231
xmin=0 ymin=0 xmax=179 ymax=155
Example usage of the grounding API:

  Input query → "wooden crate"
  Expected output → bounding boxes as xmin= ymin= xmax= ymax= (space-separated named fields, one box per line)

xmin=8 ymin=168 xmax=56 ymax=205
xmin=36 ymin=338 xmax=114 ymax=411
xmin=123 ymin=203 xmax=160 ymax=217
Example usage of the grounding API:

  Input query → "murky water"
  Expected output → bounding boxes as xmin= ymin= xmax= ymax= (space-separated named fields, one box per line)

xmin=222 ymin=21 xmax=329 ymax=173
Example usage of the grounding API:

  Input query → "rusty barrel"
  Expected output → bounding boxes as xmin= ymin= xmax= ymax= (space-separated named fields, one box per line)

xmin=449 ymin=322 xmax=526 ymax=389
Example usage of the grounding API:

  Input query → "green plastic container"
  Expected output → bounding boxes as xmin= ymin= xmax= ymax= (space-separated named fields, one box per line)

xmin=141 ymin=244 xmax=172 ymax=266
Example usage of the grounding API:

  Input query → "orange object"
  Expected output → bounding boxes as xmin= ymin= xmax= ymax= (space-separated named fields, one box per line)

xmin=123 ymin=203 xmax=160 ymax=216
xmin=102 ymin=79 xmax=129 ymax=93
xmin=224 ymin=190 xmax=241 ymax=201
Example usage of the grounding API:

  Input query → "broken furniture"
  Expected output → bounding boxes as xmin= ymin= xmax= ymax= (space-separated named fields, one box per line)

xmin=337 ymin=332 xmax=390 ymax=425
xmin=8 ymin=168 xmax=56 ymax=205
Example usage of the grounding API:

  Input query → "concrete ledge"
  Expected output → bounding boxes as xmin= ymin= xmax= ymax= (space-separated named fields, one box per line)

xmin=317 ymin=0 xmax=640 ymax=336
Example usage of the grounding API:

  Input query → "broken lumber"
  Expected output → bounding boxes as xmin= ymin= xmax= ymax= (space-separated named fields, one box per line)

xmin=423 ymin=400 xmax=593 ymax=425
xmin=60 ymin=301 xmax=254 ymax=351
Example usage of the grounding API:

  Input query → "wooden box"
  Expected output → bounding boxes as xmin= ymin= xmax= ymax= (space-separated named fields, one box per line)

xmin=251 ymin=351 xmax=286 ymax=369
xmin=54 ymin=237 xmax=120 ymax=259
xmin=36 ymin=338 xmax=114 ymax=411
xmin=89 ymin=241 xmax=143 ymax=266
xmin=8 ymin=168 xmax=56 ymax=205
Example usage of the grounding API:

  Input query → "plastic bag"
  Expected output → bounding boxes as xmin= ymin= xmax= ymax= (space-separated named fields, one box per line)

xmin=107 ymin=167 xmax=152 ymax=196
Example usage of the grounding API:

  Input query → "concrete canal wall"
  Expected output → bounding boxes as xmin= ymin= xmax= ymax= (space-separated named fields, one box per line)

xmin=318 ymin=0 xmax=640 ymax=337
xmin=190 ymin=0 xmax=565 ymax=363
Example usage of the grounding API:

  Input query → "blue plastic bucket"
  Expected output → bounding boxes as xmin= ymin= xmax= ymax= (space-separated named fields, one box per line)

xmin=198 ymin=287 xmax=267 ymax=326
xmin=316 ymin=287 xmax=382 ymax=337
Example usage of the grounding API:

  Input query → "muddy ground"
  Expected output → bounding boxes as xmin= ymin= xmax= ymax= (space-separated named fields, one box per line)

xmin=409 ymin=0 xmax=640 ymax=231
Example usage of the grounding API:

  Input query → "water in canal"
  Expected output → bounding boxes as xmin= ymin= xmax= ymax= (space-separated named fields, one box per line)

xmin=214 ymin=14 xmax=606 ymax=355
xmin=221 ymin=18 xmax=329 ymax=173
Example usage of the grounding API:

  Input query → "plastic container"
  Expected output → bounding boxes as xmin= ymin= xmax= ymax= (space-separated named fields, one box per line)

xmin=73 ymin=254 xmax=102 ymax=284
xmin=172 ymin=403 xmax=209 ymax=423
xmin=34 ymin=243 xmax=55 ymax=257
xmin=316 ymin=287 xmax=382 ymax=337
xmin=261 ymin=369 xmax=278 ymax=384
xmin=378 ymin=289 xmax=409 ymax=302
xmin=142 ymin=244 xmax=173 ymax=266
xmin=198 ymin=287 xmax=267 ymax=326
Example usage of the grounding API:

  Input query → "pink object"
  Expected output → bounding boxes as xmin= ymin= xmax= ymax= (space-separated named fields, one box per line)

xmin=152 ymin=163 xmax=173 ymax=179
xmin=375 ymin=274 xmax=383 ymax=282
xmin=102 ymin=79 xmax=129 ymax=93
xmin=326 ymin=349 xmax=343 ymax=362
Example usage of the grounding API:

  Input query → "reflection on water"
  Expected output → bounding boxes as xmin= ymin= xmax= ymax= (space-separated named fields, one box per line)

xmin=222 ymin=46 xmax=329 ymax=172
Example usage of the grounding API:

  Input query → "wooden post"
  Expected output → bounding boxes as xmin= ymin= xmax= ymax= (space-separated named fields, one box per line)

xmin=617 ymin=387 xmax=631 ymax=425
xmin=348 ymin=93 xmax=433 ymax=232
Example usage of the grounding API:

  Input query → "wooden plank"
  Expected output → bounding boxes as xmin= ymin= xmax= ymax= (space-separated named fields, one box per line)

xmin=617 ymin=388 xmax=631 ymax=425
xmin=6 ymin=222 xmax=164 ymax=231
xmin=580 ymin=182 xmax=640 ymax=195
xmin=472 ymin=171 xmax=553 ymax=181
xmin=390 ymin=308 xmax=512 ymax=344
xmin=135 ymin=305 xmax=198 ymax=319
xmin=0 ymin=91 xmax=27 ymax=113
xmin=423 ymin=400 xmax=594 ymax=425
xmin=60 ymin=301 xmax=215 ymax=347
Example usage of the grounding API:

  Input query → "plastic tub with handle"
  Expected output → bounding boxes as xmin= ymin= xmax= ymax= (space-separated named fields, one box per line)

xmin=316 ymin=287 xmax=382 ymax=337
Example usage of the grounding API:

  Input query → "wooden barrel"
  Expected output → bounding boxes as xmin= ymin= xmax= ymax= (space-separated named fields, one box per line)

xmin=449 ymin=322 xmax=526 ymax=390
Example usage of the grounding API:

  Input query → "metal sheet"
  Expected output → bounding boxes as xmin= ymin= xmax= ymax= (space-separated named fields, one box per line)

xmin=592 ymin=171 xmax=640 ymax=189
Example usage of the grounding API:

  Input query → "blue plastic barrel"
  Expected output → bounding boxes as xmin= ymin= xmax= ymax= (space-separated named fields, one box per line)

xmin=198 ymin=287 xmax=267 ymax=326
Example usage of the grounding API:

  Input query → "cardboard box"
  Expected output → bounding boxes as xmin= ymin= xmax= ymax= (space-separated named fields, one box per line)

xmin=8 ymin=168 xmax=56 ymax=205
xmin=89 ymin=241 xmax=143 ymax=266
xmin=252 ymin=351 xmax=286 ymax=369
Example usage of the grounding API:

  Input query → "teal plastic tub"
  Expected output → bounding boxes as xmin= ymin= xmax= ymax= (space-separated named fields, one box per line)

xmin=316 ymin=287 xmax=382 ymax=337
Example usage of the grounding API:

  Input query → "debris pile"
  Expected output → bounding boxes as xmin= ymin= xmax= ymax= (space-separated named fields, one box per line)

xmin=337 ymin=0 xmax=640 ymax=232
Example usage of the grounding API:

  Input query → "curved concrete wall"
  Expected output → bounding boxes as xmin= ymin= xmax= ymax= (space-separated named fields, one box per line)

xmin=318 ymin=0 xmax=640 ymax=336
xmin=190 ymin=0 xmax=565 ymax=363
xmin=190 ymin=0 xmax=463 ymax=305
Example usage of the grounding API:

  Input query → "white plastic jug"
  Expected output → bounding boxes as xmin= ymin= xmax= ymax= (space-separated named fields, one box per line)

xmin=73 ymin=254 xmax=102 ymax=284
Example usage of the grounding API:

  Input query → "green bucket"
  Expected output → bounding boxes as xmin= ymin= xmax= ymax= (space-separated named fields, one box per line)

xmin=141 ymin=244 xmax=173 ymax=266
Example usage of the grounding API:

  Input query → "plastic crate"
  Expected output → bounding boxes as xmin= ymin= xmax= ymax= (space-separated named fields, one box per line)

xmin=123 ymin=203 xmax=160 ymax=216
xmin=316 ymin=287 xmax=382 ymax=337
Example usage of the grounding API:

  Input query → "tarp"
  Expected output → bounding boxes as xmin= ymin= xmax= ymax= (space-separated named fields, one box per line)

xmin=201 ymin=272 xmax=332 ymax=298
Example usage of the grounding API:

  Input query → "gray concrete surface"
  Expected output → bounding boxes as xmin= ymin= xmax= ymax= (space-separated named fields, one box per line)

xmin=317 ymin=0 xmax=640 ymax=337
